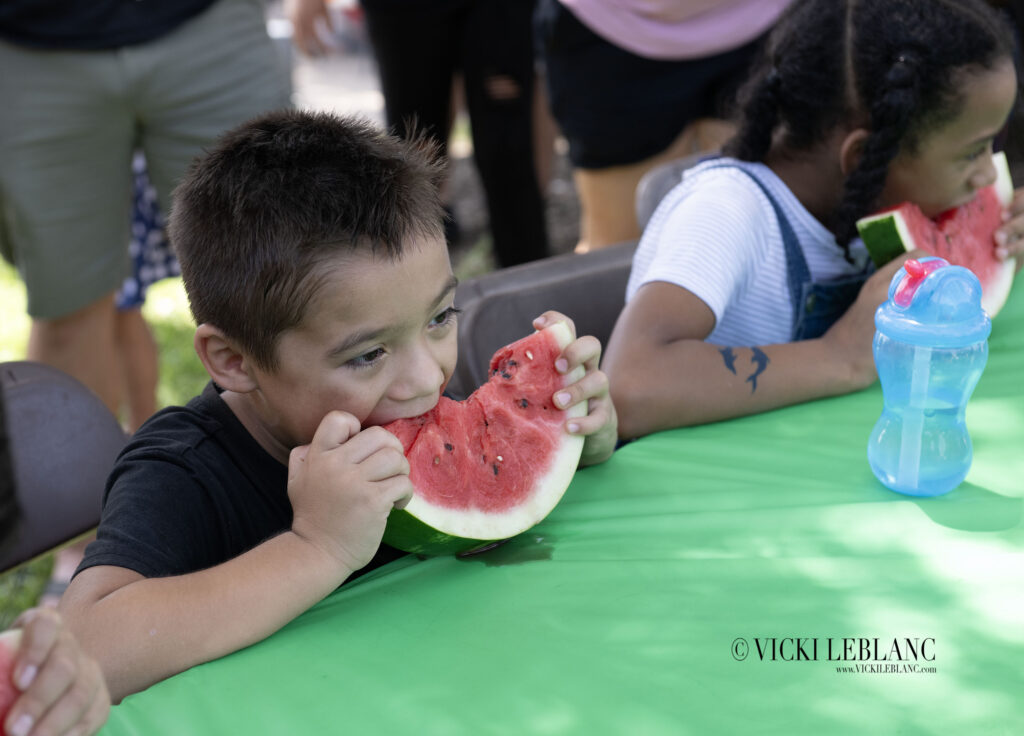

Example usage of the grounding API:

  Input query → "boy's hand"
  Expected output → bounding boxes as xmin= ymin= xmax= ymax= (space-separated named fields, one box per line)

xmin=533 ymin=312 xmax=618 ymax=466
xmin=996 ymin=188 xmax=1024 ymax=273
xmin=288 ymin=411 xmax=413 ymax=575
xmin=821 ymin=251 xmax=919 ymax=389
xmin=4 ymin=608 xmax=110 ymax=736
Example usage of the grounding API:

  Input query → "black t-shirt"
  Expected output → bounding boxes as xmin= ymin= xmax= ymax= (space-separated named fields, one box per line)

xmin=0 ymin=0 xmax=216 ymax=50
xmin=78 ymin=381 xmax=404 ymax=580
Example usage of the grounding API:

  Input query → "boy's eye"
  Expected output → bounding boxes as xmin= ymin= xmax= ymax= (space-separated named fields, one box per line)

xmin=430 ymin=306 xmax=461 ymax=328
xmin=965 ymin=142 xmax=991 ymax=161
xmin=348 ymin=347 xmax=385 ymax=368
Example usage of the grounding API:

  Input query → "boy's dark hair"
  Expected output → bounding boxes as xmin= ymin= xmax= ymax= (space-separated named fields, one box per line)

xmin=169 ymin=110 xmax=446 ymax=370
xmin=725 ymin=0 xmax=1015 ymax=251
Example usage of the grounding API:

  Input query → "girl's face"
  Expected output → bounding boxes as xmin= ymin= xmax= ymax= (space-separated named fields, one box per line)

xmin=878 ymin=58 xmax=1017 ymax=217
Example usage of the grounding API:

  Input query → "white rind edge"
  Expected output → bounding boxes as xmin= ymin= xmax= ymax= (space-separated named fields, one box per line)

xmin=993 ymin=150 xmax=1014 ymax=207
xmin=403 ymin=321 xmax=586 ymax=540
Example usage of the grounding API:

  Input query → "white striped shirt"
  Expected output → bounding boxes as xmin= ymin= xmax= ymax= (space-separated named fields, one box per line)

xmin=626 ymin=158 xmax=869 ymax=346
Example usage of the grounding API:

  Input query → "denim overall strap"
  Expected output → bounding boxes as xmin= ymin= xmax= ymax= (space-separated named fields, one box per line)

xmin=700 ymin=163 xmax=809 ymax=337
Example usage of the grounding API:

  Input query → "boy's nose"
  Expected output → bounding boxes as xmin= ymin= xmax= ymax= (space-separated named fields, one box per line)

xmin=392 ymin=342 xmax=446 ymax=403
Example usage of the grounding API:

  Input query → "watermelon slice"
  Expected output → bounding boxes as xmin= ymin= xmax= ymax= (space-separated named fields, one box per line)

xmin=856 ymin=151 xmax=1016 ymax=316
xmin=382 ymin=322 xmax=585 ymax=556
xmin=0 ymin=629 xmax=21 ymax=732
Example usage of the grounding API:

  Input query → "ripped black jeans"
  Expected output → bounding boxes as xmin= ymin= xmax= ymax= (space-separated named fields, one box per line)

xmin=361 ymin=0 xmax=549 ymax=267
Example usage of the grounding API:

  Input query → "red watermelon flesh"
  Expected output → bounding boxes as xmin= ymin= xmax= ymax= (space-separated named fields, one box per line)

xmin=382 ymin=322 xmax=585 ymax=556
xmin=0 ymin=630 xmax=21 ymax=733
xmin=856 ymin=151 xmax=1016 ymax=317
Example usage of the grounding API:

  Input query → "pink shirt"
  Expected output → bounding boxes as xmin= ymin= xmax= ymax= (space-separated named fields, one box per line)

xmin=560 ymin=0 xmax=794 ymax=60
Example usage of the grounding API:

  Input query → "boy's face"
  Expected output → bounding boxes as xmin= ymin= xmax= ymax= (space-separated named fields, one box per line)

xmin=246 ymin=236 xmax=458 ymax=451
xmin=879 ymin=58 xmax=1017 ymax=217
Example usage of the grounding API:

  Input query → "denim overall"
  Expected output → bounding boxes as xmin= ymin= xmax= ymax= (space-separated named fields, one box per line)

xmin=702 ymin=163 xmax=872 ymax=340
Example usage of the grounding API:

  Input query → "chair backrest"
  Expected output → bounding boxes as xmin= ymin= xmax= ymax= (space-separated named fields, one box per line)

xmin=0 ymin=361 xmax=127 ymax=573
xmin=634 ymin=151 xmax=714 ymax=231
xmin=446 ymin=241 xmax=637 ymax=400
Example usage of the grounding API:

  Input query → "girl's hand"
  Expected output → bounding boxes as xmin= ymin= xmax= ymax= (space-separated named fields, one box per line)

xmin=533 ymin=312 xmax=618 ymax=467
xmin=996 ymin=187 xmax=1024 ymax=272
xmin=4 ymin=608 xmax=110 ymax=736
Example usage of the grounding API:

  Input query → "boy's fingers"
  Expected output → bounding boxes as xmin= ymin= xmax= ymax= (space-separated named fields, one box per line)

xmin=343 ymin=426 xmax=406 ymax=465
xmin=11 ymin=638 xmax=78 ymax=736
xmin=22 ymin=655 xmax=100 ymax=736
xmin=287 ymin=445 xmax=311 ymax=483
xmin=533 ymin=311 xmax=576 ymax=337
xmin=357 ymin=446 xmax=410 ymax=482
xmin=565 ymin=400 xmax=610 ymax=436
xmin=310 ymin=411 xmax=361 ymax=452
xmin=553 ymin=369 xmax=609 ymax=410
xmin=73 ymin=689 xmax=112 ymax=736
xmin=381 ymin=476 xmax=415 ymax=510
xmin=559 ymin=335 xmax=602 ymax=372
xmin=14 ymin=609 xmax=60 ymax=685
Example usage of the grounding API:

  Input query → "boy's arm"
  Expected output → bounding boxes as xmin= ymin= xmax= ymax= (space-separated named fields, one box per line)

xmin=60 ymin=533 xmax=352 ymax=704
xmin=61 ymin=412 xmax=412 ymax=704
xmin=604 ymin=258 xmax=907 ymax=439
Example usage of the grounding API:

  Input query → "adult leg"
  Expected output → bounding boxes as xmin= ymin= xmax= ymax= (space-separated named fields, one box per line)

xmin=462 ymin=0 xmax=548 ymax=267
xmin=27 ymin=295 xmax=120 ymax=413
xmin=0 ymin=41 xmax=136 ymax=414
xmin=572 ymin=119 xmax=735 ymax=252
xmin=113 ymin=307 xmax=159 ymax=432
xmin=133 ymin=0 xmax=293 ymax=216
xmin=361 ymin=3 xmax=461 ymax=154
xmin=362 ymin=1 xmax=463 ymax=247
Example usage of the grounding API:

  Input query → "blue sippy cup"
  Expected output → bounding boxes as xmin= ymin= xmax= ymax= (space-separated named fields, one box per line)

xmin=867 ymin=257 xmax=991 ymax=497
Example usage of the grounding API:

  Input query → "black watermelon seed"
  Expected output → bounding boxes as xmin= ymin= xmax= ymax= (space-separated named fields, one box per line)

xmin=492 ymin=464 xmax=500 ymax=476
xmin=519 ymin=398 xmax=529 ymax=408
xmin=444 ymin=443 xmax=454 ymax=452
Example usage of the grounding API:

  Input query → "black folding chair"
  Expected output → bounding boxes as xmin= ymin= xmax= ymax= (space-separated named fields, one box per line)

xmin=0 ymin=361 xmax=126 ymax=573
xmin=446 ymin=241 xmax=637 ymax=400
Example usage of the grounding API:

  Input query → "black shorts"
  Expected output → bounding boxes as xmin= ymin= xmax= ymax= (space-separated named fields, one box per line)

xmin=535 ymin=0 xmax=768 ymax=169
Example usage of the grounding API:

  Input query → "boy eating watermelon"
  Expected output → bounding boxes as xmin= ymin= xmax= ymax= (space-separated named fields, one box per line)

xmin=59 ymin=110 xmax=618 ymax=702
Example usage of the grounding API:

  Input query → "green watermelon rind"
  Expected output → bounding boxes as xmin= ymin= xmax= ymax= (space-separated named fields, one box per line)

xmin=855 ymin=151 xmax=1016 ymax=316
xmin=855 ymin=209 xmax=916 ymax=268
xmin=382 ymin=321 xmax=585 ymax=556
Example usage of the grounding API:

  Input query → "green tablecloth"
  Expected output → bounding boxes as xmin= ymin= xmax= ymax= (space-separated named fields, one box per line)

xmin=102 ymin=286 xmax=1024 ymax=735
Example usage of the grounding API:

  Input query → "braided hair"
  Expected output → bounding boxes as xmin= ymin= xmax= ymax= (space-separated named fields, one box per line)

xmin=725 ymin=0 xmax=1015 ymax=255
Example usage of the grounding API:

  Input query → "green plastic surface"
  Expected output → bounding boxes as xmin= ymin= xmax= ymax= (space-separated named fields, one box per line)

xmin=101 ymin=281 xmax=1024 ymax=735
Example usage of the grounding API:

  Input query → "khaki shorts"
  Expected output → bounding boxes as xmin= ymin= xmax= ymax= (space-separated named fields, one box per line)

xmin=0 ymin=0 xmax=292 ymax=318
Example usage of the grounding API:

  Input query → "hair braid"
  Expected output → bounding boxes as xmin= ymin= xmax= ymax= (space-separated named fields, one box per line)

xmin=724 ymin=69 xmax=782 ymax=161
xmin=832 ymin=54 xmax=923 ymax=249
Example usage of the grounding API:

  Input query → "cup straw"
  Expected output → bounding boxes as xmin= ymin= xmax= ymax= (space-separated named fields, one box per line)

xmin=896 ymin=345 xmax=930 ymax=490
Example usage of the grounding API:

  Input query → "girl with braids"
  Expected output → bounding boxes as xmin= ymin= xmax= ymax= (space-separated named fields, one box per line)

xmin=604 ymin=0 xmax=1023 ymax=438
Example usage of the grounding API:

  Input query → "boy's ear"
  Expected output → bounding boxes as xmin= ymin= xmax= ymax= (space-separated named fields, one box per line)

xmin=194 ymin=324 xmax=259 ymax=393
xmin=839 ymin=128 xmax=870 ymax=175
